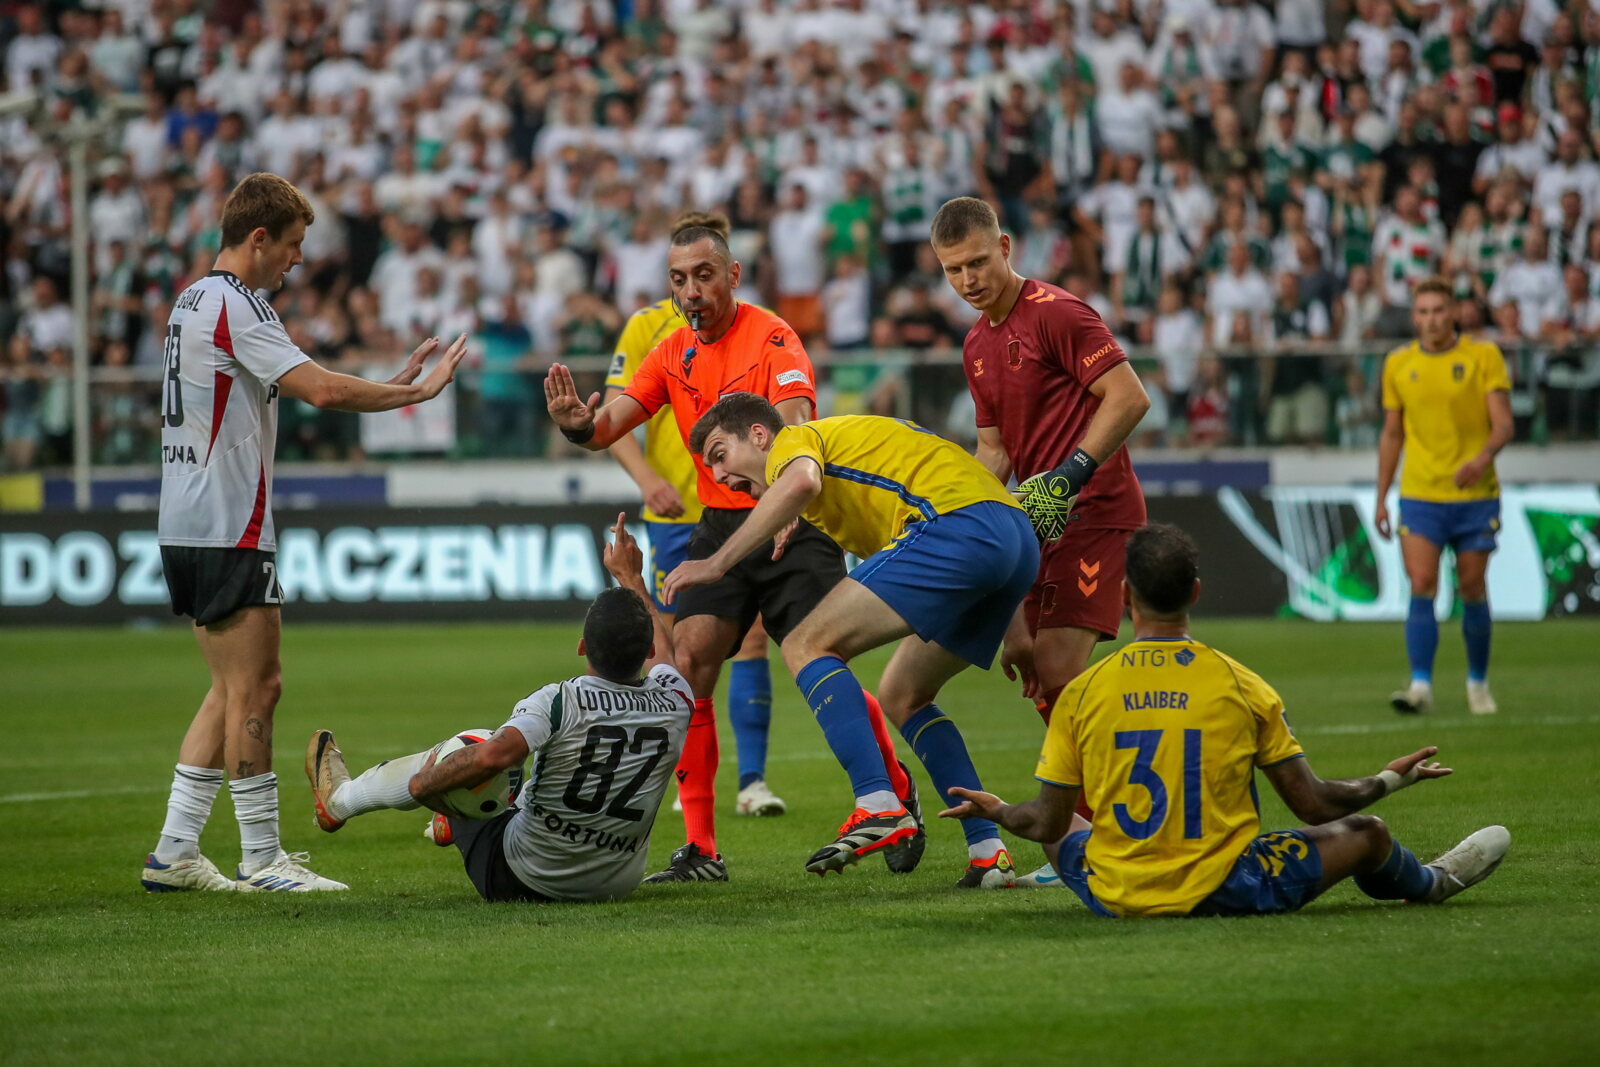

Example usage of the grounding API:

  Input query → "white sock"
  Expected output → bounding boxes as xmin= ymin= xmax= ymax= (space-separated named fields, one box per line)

xmin=856 ymin=789 xmax=901 ymax=813
xmin=230 ymin=771 xmax=280 ymax=875
xmin=329 ymin=751 xmax=429 ymax=820
xmin=968 ymin=837 xmax=1005 ymax=862
xmin=154 ymin=764 xmax=224 ymax=863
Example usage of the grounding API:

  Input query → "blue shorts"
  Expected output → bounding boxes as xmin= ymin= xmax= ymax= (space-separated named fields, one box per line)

xmin=851 ymin=501 xmax=1039 ymax=668
xmin=646 ymin=520 xmax=695 ymax=613
xmin=1398 ymin=497 xmax=1500 ymax=554
xmin=1054 ymin=828 xmax=1324 ymax=918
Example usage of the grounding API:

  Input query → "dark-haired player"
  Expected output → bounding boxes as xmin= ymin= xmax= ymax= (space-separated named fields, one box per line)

xmin=930 ymin=195 xmax=1150 ymax=886
xmin=545 ymin=226 xmax=917 ymax=882
xmin=941 ymin=523 xmax=1511 ymax=918
xmin=666 ymin=394 xmax=1038 ymax=887
xmin=601 ymin=212 xmax=784 ymax=818
xmin=142 ymin=173 xmax=467 ymax=895
xmin=304 ymin=517 xmax=694 ymax=903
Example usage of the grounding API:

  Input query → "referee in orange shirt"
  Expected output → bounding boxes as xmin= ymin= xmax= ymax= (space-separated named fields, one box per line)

xmin=544 ymin=226 xmax=917 ymax=882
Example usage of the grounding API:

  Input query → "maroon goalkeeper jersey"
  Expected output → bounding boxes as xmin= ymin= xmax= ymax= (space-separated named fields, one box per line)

xmin=961 ymin=279 xmax=1145 ymax=531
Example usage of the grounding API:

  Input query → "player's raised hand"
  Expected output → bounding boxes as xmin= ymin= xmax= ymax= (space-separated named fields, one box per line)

xmin=1374 ymin=499 xmax=1392 ymax=540
xmin=1386 ymin=745 xmax=1453 ymax=786
xmin=545 ymin=363 xmax=601 ymax=431
xmin=602 ymin=512 xmax=645 ymax=588
xmin=660 ymin=558 xmax=726 ymax=607
xmin=770 ymin=518 xmax=798 ymax=561
xmin=417 ymin=334 xmax=469 ymax=399
xmin=939 ymin=786 xmax=1006 ymax=822
xmin=389 ymin=336 xmax=438 ymax=385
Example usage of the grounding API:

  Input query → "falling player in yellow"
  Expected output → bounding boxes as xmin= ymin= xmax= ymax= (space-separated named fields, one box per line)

xmin=601 ymin=212 xmax=785 ymax=817
xmin=663 ymin=392 xmax=1038 ymax=886
xmin=1375 ymin=277 xmax=1513 ymax=716
xmin=940 ymin=524 xmax=1510 ymax=917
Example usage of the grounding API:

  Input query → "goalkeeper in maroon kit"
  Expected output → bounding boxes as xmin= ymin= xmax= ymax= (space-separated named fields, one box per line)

xmin=931 ymin=196 xmax=1151 ymax=886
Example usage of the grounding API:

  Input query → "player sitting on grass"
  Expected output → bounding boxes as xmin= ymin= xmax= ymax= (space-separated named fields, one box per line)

xmin=940 ymin=523 xmax=1510 ymax=917
xmin=304 ymin=517 xmax=693 ymax=902
xmin=663 ymin=394 xmax=1039 ymax=887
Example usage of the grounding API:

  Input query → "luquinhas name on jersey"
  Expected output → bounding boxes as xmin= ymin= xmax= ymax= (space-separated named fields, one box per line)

xmin=573 ymin=687 xmax=681 ymax=716
xmin=526 ymin=803 xmax=640 ymax=853
xmin=162 ymin=444 xmax=198 ymax=464
xmin=1122 ymin=690 xmax=1190 ymax=712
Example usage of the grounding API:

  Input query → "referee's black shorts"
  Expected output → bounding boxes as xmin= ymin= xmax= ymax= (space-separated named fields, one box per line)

xmin=161 ymin=546 xmax=282 ymax=627
xmin=674 ymin=506 xmax=847 ymax=657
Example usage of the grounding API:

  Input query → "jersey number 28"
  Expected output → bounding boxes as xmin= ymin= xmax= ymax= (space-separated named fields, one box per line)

xmin=562 ymin=724 xmax=672 ymax=822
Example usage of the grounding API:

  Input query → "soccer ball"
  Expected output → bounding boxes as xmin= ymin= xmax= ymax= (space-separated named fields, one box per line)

xmin=430 ymin=729 xmax=522 ymax=820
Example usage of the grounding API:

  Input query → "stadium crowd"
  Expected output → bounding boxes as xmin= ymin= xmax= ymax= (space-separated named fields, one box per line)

xmin=2 ymin=0 xmax=1599 ymax=470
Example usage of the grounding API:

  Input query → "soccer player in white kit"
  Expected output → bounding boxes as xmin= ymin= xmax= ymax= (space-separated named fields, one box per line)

xmin=141 ymin=174 xmax=467 ymax=894
xmin=304 ymin=518 xmax=695 ymax=903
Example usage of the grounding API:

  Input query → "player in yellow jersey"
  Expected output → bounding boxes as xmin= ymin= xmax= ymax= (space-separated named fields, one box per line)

xmin=1376 ymin=277 xmax=1514 ymax=716
xmin=601 ymin=212 xmax=784 ymax=818
xmin=939 ymin=523 xmax=1510 ymax=917
xmin=663 ymin=393 xmax=1039 ymax=887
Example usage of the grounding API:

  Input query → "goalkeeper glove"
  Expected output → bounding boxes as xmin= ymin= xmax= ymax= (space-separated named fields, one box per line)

xmin=1014 ymin=448 xmax=1098 ymax=543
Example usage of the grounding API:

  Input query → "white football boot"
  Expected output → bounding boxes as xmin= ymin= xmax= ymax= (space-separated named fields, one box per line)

xmin=1390 ymin=680 xmax=1434 ymax=715
xmin=141 ymin=852 xmax=236 ymax=893
xmin=1423 ymin=825 xmax=1511 ymax=902
xmin=1466 ymin=681 xmax=1498 ymax=715
xmin=235 ymin=851 xmax=349 ymax=892
xmin=735 ymin=778 xmax=787 ymax=816
xmin=1015 ymin=861 xmax=1067 ymax=888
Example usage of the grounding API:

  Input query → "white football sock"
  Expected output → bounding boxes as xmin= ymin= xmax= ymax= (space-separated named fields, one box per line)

xmin=968 ymin=837 xmax=1005 ymax=862
xmin=230 ymin=771 xmax=281 ymax=875
xmin=330 ymin=751 xmax=429 ymax=820
xmin=855 ymin=789 xmax=901 ymax=813
xmin=154 ymin=764 xmax=224 ymax=863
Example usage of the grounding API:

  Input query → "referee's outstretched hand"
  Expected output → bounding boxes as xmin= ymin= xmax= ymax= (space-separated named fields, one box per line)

xmin=416 ymin=334 xmax=469 ymax=400
xmin=545 ymin=363 xmax=601 ymax=430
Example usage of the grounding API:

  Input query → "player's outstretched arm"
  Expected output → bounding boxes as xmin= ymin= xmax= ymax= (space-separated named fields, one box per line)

xmin=975 ymin=425 xmax=1013 ymax=485
xmin=601 ymin=385 xmax=685 ymax=518
xmin=939 ymin=782 xmax=1079 ymax=844
xmin=544 ymin=364 xmax=649 ymax=450
xmin=278 ymin=334 xmax=470 ymax=412
xmin=408 ymin=728 xmax=531 ymax=813
xmin=660 ymin=459 xmax=821 ymax=605
xmin=601 ymin=512 xmax=675 ymax=672
xmin=1262 ymin=746 xmax=1452 ymax=826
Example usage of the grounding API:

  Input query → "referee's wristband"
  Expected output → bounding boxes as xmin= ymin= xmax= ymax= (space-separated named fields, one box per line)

xmin=561 ymin=422 xmax=596 ymax=445
xmin=1376 ymin=768 xmax=1417 ymax=796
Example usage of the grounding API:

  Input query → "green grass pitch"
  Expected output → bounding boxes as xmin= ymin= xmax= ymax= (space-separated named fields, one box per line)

xmin=3 ymin=619 xmax=1598 ymax=1065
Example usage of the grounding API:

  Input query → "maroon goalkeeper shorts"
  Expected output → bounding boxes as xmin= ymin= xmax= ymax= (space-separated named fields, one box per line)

xmin=1023 ymin=525 xmax=1135 ymax=641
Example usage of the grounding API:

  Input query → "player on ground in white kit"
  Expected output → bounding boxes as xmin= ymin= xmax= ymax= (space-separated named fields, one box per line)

xmin=141 ymin=173 xmax=467 ymax=894
xmin=304 ymin=517 xmax=695 ymax=903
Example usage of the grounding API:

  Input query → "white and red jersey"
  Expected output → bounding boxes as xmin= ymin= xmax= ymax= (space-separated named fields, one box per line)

xmin=157 ymin=270 xmax=310 ymax=551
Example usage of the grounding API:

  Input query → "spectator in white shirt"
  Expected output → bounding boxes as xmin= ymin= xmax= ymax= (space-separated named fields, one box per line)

xmin=1490 ymin=230 xmax=1563 ymax=334
xmin=1207 ymin=240 xmax=1274 ymax=348
xmin=1081 ymin=7 xmax=1146 ymax=93
xmin=769 ymin=183 xmax=828 ymax=342
xmin=1096 ymin=61 xmax=1165 ymax=160
xmin=821 ymin=254 xmax=872 ymax=350
xmin=4 ymin=4 xmax=61 ymax=92
xmin=18 ymin=277 xmax=74 ymax=357
xmin=1531 ymin=130 xmax=1600 ymax=227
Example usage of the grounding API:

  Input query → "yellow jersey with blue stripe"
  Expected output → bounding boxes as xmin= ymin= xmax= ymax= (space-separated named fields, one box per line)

xmin=1380 ymin=334 xmax=1511 ymax=502
xmin=606 ymin=299 xmax=701 ymax=525
xmin=1036 ymin=637 xmax=1305 ymax=917
xmin=763 ymin=415 xmax=1020 ymax=559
